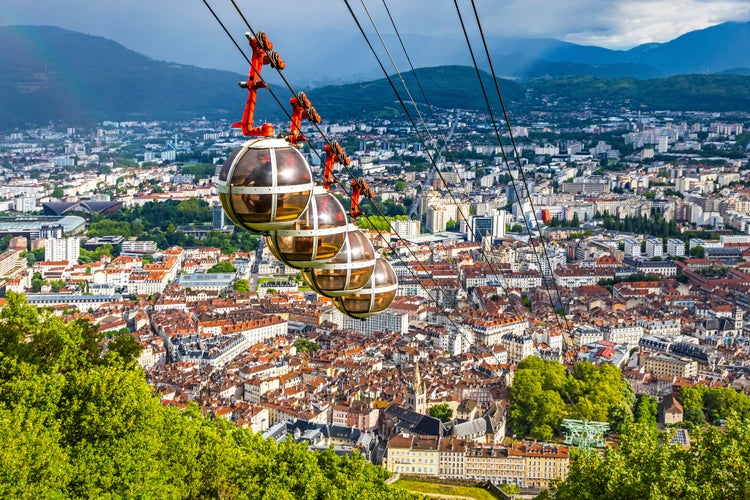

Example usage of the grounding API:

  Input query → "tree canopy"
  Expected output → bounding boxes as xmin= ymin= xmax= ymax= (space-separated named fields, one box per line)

xmin=0 ymin=292 xmax=417 ymax=499
xmin=429 ymin=403 xmax=453 ymax=423
xmin=509 ymin=358 xmax=635 ymax=440
xmin=543 ymin=417 xmax=750 ymax=499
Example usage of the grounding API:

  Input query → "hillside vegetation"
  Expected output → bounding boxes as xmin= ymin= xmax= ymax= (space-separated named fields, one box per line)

xmin=0 ymin=292 xmax=418 ymax=499
xmin=2 ymin=26 xmax=750 ymax=127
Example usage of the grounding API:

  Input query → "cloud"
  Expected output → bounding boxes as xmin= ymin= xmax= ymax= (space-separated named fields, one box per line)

xmin=2 ymin=0 xmax=750 ymax=71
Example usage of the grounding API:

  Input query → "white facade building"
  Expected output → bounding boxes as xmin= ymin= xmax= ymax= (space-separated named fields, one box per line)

xmin=45 ymin=236 xmax=80 ymax=265
xmin=645 ymin=238 xmax=663 ymax=258
xmin=666 ymin=238 xmax=685 ymax=257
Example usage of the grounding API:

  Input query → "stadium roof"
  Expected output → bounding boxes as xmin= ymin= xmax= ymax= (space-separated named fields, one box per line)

xmin=42 ymin=200 xmax=123 ymax=216
xmin=0 ymin=215 xmax=86 ymax=235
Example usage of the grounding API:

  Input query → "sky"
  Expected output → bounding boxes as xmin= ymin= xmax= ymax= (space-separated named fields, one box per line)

xmin=3 ymin=0 xmax=750 ymax=73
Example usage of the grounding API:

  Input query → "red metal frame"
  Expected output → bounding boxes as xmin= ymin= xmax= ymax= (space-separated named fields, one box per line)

xmin=349 ymin=179 xmax=372 ymax=218
xmin=232 ymin=32 xmax=285 ymax=137
xmin=323 ymin=141 xmax=349 ymax=190
xmin=287 ymin=92 xmax=321 ymax=145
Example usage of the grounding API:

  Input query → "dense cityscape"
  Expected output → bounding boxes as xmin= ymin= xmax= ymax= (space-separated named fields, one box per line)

xmin=1 ymin=104 xmax=749 ymax=496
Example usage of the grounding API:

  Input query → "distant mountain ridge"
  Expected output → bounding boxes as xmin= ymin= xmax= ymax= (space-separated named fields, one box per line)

xmin=1 ymin=25 xmax=749 ymax=127
xmin=281 ymin=20 xmax=750 ymax=84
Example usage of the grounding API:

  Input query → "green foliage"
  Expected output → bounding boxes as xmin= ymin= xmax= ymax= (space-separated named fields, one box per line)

xmin=78 ymin=244 xmax=115 ymax=264
xmin=208 ymin=261 xmax=236 ymax=274
xmin=293 ymin=338 xmax=319 ymax=353
xmin=356 ymin=215 xmax=408 ymax=233
xmin=510 ymin=359 xmax=634 ymax=438
xmin=31 ymin=273 xmax=45 ymax=293
xmin=429 ymin=403 xmax=453 ymax=423
xmin=595 ymin=212 xmax=679 ymax=239
xmin=232 ymin=279 xmax=250 ymax=293
xmin=48 ymin=279 xmax=66 ymax=293
xmin=633 ymin=394 xmax=658 ymax=427
xmin=689 ymin=245 xmax=705 ymax=258
xmin=361 ymin=198 xmax=408 ymax=218
xmin=0 ymin=292 xmax=415 ymax=499
xmin=547 ymin=417 xmax=750 ymax=499
xmin=180 ymin=163 xmax=216 ymax=179
xmin=25 ymin=248 xmax=45 ymax=267
xmin=0 ymin=234 xmax=11 ymax=252
xmin=677 ymin=386 xmax=706 ymax=426
xmin=394 ymin=180 xmax=408 ymax=192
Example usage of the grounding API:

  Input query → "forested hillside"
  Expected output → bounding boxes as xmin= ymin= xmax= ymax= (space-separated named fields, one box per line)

xmin=0 ymin=292 xmax=418 ymax=499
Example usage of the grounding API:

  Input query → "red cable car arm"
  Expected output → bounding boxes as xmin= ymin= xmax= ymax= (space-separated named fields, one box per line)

xmin=350 ymin=179 xmax=373 ymax=218
xmin=323 ymin=141 xmax=349 ymax=190
xmin=232 ymin=31 xmax=285 ymax=137
xmin=288 ymin=92 xmax=321 ymax=145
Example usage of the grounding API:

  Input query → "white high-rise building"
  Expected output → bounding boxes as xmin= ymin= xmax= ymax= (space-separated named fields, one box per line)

xmin=425 ymin=204 xmax=458 ymax=233
xmin=645 ymin=238 xmax=663 ymax=258
xmin=666 ymin=238 xmax=685 ymax=257
xmin=45 ymin=237 xmax=80 ymax=265
xmin=390 ymin=219 xmax=421 ymax=239
xmin=623 ymin=238 xmax=641 ymax=258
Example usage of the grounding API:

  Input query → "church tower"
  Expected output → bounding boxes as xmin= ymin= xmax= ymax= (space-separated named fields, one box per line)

xmin=406 ymin=361 xmax=427 ymax=414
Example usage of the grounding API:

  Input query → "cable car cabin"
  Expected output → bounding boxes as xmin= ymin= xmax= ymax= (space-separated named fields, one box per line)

xmin=265 ymin=186 xmax=348 ymax=269
xmin=218 ymin=137 xmax=313 ymax=232
xmin=301 ymin=225 xmax=376 ymax=297
xmin=332 ymin=257 xmax=398 ymax=319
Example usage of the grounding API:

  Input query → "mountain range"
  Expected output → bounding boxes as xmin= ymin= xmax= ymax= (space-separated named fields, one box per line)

xmin=283 ymin=20 xmax=750 ymax=84
xmin=1 ymin=24 xmax=749 ymax=128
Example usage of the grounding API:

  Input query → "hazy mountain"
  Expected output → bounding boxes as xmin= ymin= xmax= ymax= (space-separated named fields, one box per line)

xmin=1 ymin=25 xmax=749 ymax=128
xmin=623 ymin=21 xmax=750 ymax=75
xmin=287 ymin=21 xmax=750 ymax=85
xmin=0 ymin=25 xmax=282 ymax=127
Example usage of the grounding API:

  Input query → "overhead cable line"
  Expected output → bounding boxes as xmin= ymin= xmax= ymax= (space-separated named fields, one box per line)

xmin=451 ymin=0 xmax=567 ymax=336
xmin=345 ymin=0 xmax=529 ymax=322
xmin=467 ymin=0 xmax=573 ymax=336
xmin=458 ymin=1 xmax=592 ymax=424
xmin=204 ymin=0 xmax=513 ymax=367
xmin=376 ymin=0 xmax=473 ymax=219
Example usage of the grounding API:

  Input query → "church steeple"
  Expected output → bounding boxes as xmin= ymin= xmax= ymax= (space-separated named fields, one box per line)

xmin=413 ymin=361 xmax=423 ymax=395
xmin=406 ymin=361 xmax=427 ymax=414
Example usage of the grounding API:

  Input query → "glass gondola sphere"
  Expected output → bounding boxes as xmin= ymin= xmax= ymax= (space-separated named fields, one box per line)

xmin=300 ymin=225 xmax=376 ymax=297
xmin=332 ymin=257 xmax=398 ymax=319
xmin=218 ymin=137 xmax=313 ymax=232
xmin=265 ymin=186 xmax=348 ymax=269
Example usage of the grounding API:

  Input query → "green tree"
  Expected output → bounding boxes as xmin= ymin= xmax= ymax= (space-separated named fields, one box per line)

xmin=0 ymin=292 xmax=421 ymax=499
xmin=294 ymin=338 xmax=320 ymax=353
xmin=547 ymin=417 xmax=750 ymax=499
xmin=509 ymin=357 xmax=567 ymax=437
xmin=429 ymin=403 xmax=453 ymax=423
xmin=677 ymin=386 xmax=706 ymax=425
xmin=232 ymin=279 xmax=250 ymax=293
xmin=31 ymin=273 xmax=45 ymax=293
xmin=106 ymin=335 xmax=143 ymax=366
xmin=633 ymin=394 xmax=658 ymax=427
xmin=208 ymin=262 xmax=236 ymax=273
xmin=689 ymin=245 xmax=705 ymax=258
xmin=49 ymin=279 xmax=66 ymax=293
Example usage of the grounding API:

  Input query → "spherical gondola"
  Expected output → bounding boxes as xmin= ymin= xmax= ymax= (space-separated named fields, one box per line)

xmin=265 ymin=186 xmax=348 ymax=269
xmin=332 ymin=257 xmax=398 ymax=319
xmin=300 ymin=225 xmax=376 ymax=297
xmin=218 ymin=137 xmax=313 ymax=232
